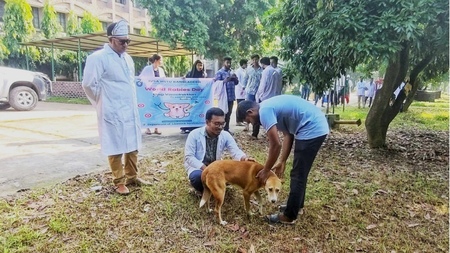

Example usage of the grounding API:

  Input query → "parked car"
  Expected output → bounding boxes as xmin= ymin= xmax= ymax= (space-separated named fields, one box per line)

xmin=0 ymin=66 xmax=52 ymax=111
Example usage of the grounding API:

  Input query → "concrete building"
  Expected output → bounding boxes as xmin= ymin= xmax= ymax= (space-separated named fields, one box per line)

xmin=0 ymin=0 xmax=150 ymax=34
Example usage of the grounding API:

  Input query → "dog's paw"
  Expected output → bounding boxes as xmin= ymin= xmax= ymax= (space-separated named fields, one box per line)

xmin=208 ymin=208 xmax=213 ymax=213
xmin=220 ymin=220 xmax=228 ymax=226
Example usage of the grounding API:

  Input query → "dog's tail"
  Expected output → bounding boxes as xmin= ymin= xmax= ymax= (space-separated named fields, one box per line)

xmin=199 ymin=186 xmax=211 ymax=208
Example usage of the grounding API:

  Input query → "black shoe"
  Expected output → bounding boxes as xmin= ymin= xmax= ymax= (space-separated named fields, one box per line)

xmin=278 ymin=205 xmax=304 ymax=215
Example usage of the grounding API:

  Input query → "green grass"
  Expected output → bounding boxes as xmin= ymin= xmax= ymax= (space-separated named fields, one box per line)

xmin=0 ymin=94 xmax=448 ymax=252
xmin=45 ymin=96 xmax=90 ymax=105
xmin=336 ymin=93 xmax=449 ymax=131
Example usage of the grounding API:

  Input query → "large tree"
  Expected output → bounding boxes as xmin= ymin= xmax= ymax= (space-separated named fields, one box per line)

xmin=80 ymin=11 xmax=102 ymax=33
xmin=41 ymin=0 xmax=62 ymax=39
xmin=66 ymin=10 xmax=82 ymax=36
xmin=274 ymin=0 xmax=448 ymax=148
xmin=2 ymin=0 xmax=38 ymax=68
xmin=139 ymin=0 xmax=272 ymax=60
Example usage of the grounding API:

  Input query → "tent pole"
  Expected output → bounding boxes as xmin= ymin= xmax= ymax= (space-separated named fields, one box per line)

xmin=25 ymin=46 xmax=29 ymax=70
xmin=51 ymin=43 xmax=55 ymax=81
xmin=78 ymin=38 xmax=82 ymax=82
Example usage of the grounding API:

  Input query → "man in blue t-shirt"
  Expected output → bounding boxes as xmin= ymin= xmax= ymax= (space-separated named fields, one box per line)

xmin=237 ymin=95 xmax=329 ymax=224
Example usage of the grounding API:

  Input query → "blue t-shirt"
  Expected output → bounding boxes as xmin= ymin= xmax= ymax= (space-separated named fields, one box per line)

xmin=259 ymin=95 xmax=329 ymax=140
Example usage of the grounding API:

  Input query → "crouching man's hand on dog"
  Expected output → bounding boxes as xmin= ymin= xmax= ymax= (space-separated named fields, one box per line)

xmin=256 ymin=169 xmax=271 ymax=184
xmin=272 ymin=162 xmax=286 ymax=179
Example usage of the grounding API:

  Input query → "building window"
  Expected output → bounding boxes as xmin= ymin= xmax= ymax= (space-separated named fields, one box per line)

xmin=101 ymin=22 xmax=108 ymax=31
xmin=133 ymin=28 xmax=140 ymax=35
xmin=0 ymin=1 xmax=5 ymax=22
xmin=32 ymin=7 xmax=40 ymax=28
xmin=115 ymin=0 xmax=126 ymax=4
xmin=58 ymin=13 xmax=66 ymax=31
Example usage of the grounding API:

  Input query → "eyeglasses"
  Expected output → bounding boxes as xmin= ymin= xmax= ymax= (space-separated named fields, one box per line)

xmin=114 ymin=38 xmax=131 ymax=45
xmin=210 ymin=121 xmax=226 ymax=127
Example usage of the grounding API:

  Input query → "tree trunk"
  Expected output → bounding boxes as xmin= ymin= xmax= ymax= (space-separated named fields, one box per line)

xmin=366 ymin=43 xmax=409 ymax=148
xmin=402 ymin=55 xmax=433 ymax=112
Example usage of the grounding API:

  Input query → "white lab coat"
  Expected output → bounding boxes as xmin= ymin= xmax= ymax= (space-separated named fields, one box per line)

xmin=82 ymin=43 xmax=142 ymax=156
xmin=139 ymin=64 xmax=166 ymax=79
xmin=213 ymin=80 xmax=228 ymax=114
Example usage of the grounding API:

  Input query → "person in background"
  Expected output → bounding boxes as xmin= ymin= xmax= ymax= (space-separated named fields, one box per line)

xmin=82 ymin=20 xmax=150 ymax=195
xmin=181 ymin=60 xmax=207 ymax=134
xmin=256 ymin=57 xmax=282 ymax=103
xmin=184 ymin=107 xmax=254 ymax=195
xmin=365 ymin=78 xmax=377 ymax=107
xmin=234 ymin=59 xmax=248 ymax=127
xmin=301 ymin=83 xmax=310 ymax=101
xmin=244 ymin=54 xmax=263 ymax=138
xmin=356 ymin=77 xmax=367 ymax=108
xmin=214 ymin=56 xmax=239 ymax=134
xmin=270 ymin=56 xmax=282 ymax=75
xmin=140 ymin=54 xmax=166 ymax=135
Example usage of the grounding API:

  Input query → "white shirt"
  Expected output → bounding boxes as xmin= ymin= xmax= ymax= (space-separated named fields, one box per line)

xmin=234 ymin=67 xmax=248 ymax=100
xmin=139 ymin=64 xmax=166 ymax=79
xmin=357 ymin=81 xmax=367 ymax=96
xmin=256 ymin=65 xmax=282 ymax=102
xmin=82 ymin=43 xmax=142 ymax=156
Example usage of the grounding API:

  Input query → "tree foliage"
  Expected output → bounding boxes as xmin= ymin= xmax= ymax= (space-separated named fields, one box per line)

xmin=273 ymin=0 xmax=448 ymax=147
xmin=163 ymin=56 xmax=191 ymax=77
xmin=41 ymin=0 xmax=62 ymax=39
xmin=139 ymin=0 xmax=273 ymax=60
xmin=3 ymin=0 xmax=35 ymax=64
xmin=80 ymin=11 xmax=102 ymax=34
xmin=67 ymin=10 xmax=81 ymax=35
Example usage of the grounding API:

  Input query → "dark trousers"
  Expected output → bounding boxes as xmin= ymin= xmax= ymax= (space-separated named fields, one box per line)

xmin=284 ymin=135 xmax=327 ymax=220
xmin=236 ymin=99 xmax=245 ymax=122
xmin=189 ymin=170 xmax=203 ymax=192
xmin=252 ymin=122 xmax=260 ymax=138
xmin=224 ymin=100 xmax=234 ymax=131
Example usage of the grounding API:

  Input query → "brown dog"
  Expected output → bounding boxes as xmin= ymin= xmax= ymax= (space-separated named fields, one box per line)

xmin=199 ymin=160 xmax=282 ymax=225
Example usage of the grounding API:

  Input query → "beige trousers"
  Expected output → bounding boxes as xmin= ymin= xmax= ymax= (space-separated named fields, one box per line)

xmin=108 ymin=150 xmax=138 ymax=186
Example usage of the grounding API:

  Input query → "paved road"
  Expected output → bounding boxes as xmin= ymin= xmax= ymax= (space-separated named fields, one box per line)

xmin=0 ymin=102 xmax=189 ymax=197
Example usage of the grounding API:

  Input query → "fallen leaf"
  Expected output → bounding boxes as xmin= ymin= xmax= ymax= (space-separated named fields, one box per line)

xmin=352 ymin=189 xmax=359 ymax=195
xmin=436 ymin=204 xmax=449 ymax=215
xmin=227 ymin=223 xmax=240 ymax=231
xmin=407 ymin=223 xmax=420 ymax=228
xmin=366 ymin=224 xmax=377 ymax=230
xmin=203 ymin=241 xmax=215 ymax=247
xmin=237 ymin=248 xmax=247 ymax=253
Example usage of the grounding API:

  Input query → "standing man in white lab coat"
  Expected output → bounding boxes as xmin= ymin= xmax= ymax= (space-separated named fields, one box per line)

xmin=82 ymin=20 xmax=150 ymax=195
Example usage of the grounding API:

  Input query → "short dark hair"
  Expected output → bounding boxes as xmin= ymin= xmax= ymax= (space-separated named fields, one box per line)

xmin=260 ymin=57 xmax=270 ymax=66
xmin=251 ymin=54 xmax=260 ymax=60
xmin=223 ymin=56 xmax=232 ymax=62
xmin=106 ymin=22 xmax=117 ymax=37
xmin=206 ymin=107 xmax=225 ymax=121
xmin=269 ymin=56 xmax=278 ymax=64
xmin=239 ymin=59 xmax=247 ymax=67
xmin=236 ymin=100 xmax=257 ymax=122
